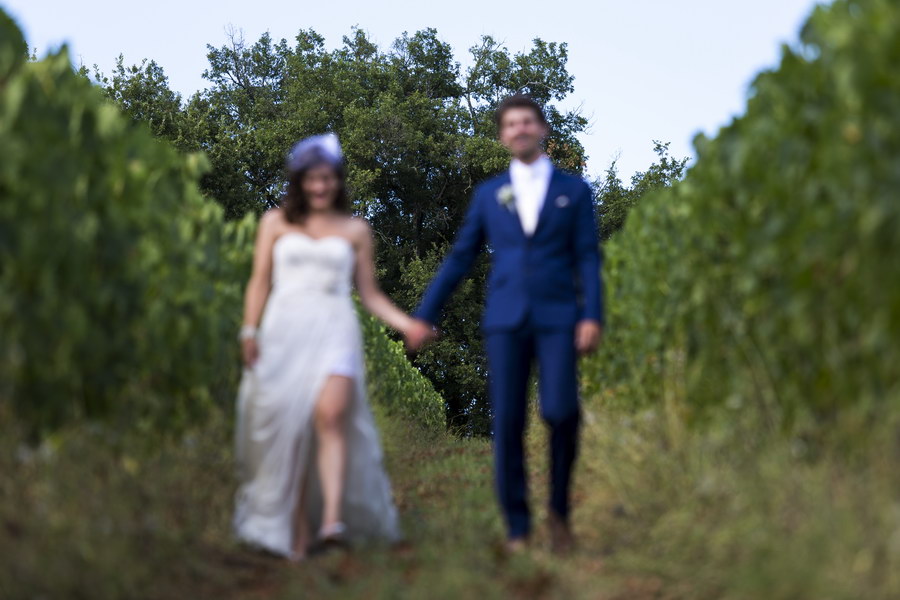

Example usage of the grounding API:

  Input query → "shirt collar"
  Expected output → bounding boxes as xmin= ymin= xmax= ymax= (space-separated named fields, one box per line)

xmin=510 ymin=154 xmax=553 ymax=179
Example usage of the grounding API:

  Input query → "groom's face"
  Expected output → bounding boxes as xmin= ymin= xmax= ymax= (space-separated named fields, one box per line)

xmin=499 ymin=107 xmax=548 ymax=160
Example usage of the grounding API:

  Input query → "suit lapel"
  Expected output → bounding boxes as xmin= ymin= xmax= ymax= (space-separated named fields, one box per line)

xmin=533 ymin=168 xmax=563 ymax=237
xmin=492 ymin=171 xmax=527 ymax=240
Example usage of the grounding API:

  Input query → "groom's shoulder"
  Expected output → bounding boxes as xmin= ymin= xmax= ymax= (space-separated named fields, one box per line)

xmin=553 ymin=168 xmax=593 ymax=203
xmin=554 ymin=167 xmax=591 ymax=190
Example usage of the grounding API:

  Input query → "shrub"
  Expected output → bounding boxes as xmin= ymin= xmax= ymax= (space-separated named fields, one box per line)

xmin=0 ymin=10 xmax=443 ymax=436
xmin=0 ymin=14 xmax=258 ymax=434
xmin=361 ymin=311 xmax=446 ymax=431
xmin=585 ymin=0 xmax=900 ymax=427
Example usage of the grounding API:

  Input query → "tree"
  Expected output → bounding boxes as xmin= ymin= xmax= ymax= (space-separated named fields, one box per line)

xmin=593 ymin=141 xmax=688 ymax=241
xmin=91 ymin=56 xmax=190 ymax=147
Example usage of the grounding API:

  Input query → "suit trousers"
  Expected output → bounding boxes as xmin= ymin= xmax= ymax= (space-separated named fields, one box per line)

xmin=484 ymin=313 xmax=581 ymax=539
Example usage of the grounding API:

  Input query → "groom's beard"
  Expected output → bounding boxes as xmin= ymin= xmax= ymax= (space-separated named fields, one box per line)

xmin=513 ymin=144 xmax=543 ymax=163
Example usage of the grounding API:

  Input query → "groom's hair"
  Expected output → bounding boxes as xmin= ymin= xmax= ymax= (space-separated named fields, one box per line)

xmin=495 ymin=94 xmax=548 ymax=129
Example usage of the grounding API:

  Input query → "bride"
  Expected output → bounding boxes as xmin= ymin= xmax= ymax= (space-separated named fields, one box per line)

xmin=233 ymin=133 xmax=433 ymax=560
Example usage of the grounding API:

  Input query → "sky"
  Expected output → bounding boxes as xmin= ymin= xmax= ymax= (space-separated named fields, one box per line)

xmin=5 ymin=0 xmax=820 ymax=180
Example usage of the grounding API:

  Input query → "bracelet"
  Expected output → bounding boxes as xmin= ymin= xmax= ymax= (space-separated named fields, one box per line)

xmin=238 ymin=325 xmax=258 ymax=340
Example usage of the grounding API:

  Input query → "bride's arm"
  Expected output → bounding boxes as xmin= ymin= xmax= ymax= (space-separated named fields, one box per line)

xmin=241 ymin=210 xmax=279 ymax=337
xmin=353 ymin=219 xmax=415 ymax=336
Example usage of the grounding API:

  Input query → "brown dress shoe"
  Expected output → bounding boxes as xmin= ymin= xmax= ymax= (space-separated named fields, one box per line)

xmin=547 ymin=511 xmax=575 ymax=555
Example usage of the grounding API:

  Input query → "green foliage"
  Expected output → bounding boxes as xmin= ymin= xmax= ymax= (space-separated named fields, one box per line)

xmin=394 ymin=248 xmax=490 ymax=434
xmin=91 ymin=56 xmax=193 ymax=149
xmin=586 ymin=0 xmax=900 ymax=427
xmin=0 ymin=31 xmax=253 ymax=435
xmin=593 ymin=141 xmax=688 ymax=241
xmin=360 ymin=310 xmax=446 ymax=432
xmin=0 ymin=9 xmax=26 ymax=83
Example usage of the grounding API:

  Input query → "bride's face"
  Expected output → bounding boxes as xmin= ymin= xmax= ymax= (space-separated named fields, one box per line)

xmin=302 ymin=164 xmax=341 ymax=212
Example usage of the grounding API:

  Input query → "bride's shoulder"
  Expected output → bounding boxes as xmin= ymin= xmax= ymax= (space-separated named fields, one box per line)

xmin=254 ymin=209 xmax=291 ymax=246
xmin=261 ymin=207 xmax=285 ymax=223
xmin=345 ymin=216 xmax=372 ymax=240
xmin=259 ymin=208 xmax=287 ymax=232
xmin=339 ymin=217 xmax=374 ymax=253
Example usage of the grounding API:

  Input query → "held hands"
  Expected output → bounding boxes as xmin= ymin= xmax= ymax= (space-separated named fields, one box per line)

xmin=405 ymin=318 xmax=598 ymax=353
xmin=575 ymin=319 xmax=603 ymax=355
xmin=404 ymin=318 xmax=438 ymax=352
xmin=241 ymin=318 xmax=595 ymax=362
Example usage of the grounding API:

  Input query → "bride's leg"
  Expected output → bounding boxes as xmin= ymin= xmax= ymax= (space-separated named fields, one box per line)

xmin=314 ymin=374 xmax=353 ymax=532
xmin=291 ymin=473 xmax=311 ymax=560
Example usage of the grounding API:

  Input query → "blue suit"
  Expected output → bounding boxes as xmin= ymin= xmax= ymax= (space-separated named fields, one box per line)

xmin=415 ymin=166 xmax=604 ymax=538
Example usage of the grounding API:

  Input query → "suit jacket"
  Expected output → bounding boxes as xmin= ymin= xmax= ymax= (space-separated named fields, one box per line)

xmin=415 ymin=166 xmax=604 ymax=333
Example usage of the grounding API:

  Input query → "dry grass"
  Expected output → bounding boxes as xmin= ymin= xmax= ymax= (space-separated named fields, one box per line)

xmin=3 ymin=391 xmax=900 ymax=599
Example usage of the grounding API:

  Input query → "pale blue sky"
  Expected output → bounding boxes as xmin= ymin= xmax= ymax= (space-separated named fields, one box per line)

xmin=5 ymin=0 xmax=819 ymax=180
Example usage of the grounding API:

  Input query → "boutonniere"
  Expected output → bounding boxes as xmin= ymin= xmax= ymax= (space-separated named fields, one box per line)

xmin=497 ymin=184 xmax=515 ymax=212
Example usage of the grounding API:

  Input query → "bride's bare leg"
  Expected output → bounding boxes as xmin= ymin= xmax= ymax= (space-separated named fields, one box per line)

xmin=314 ymin=375 xmax=353 ymax=531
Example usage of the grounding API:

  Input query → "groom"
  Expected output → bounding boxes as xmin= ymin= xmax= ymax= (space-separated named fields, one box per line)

xmin=406 ymin=94 xmax=604 ymax=553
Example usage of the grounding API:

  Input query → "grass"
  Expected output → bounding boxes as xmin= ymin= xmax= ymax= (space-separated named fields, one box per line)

xmin=576 ymin=388 xmax=900 ymax=600
xmin=3 ymin=386 xmax=900 ymax=599
xmin=0 ymin=395 xmax=620 ymax=600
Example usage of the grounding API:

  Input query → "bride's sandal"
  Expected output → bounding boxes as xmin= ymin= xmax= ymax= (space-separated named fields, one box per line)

xmin=287 ymin=549 xmax=306 ymax=563
xmin=288 ymin=525 xmax=311 ymax=562
xmin=288 ymin=541 xmax=309 ymax=563
xmin=309 ymin=522 xmax=349 ymax=556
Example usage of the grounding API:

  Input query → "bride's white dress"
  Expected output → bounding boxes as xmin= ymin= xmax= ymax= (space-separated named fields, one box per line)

xmin=234 ymin=232 xmax=400 ymax=556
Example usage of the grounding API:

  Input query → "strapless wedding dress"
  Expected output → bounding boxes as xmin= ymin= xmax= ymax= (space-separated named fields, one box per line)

xmin=233 ymin=232 xmax=400 ymax=556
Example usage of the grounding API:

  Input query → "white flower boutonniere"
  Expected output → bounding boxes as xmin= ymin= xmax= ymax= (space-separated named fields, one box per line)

xmin=497 ymin=184 xmax=515 ymax=212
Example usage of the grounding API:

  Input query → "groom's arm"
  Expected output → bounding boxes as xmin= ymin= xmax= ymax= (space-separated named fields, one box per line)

xmin=414 ymin=190 xmax=486 ymax=326
xmin=573 ymin=181 xmax=604 ymax=325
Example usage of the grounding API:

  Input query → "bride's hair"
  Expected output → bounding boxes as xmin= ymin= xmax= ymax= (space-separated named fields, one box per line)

xmin=282 ymin=148 xmax=351 ymax=224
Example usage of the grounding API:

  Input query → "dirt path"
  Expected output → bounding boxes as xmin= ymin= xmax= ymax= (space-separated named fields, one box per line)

xmin=205 ymin=405 xmax=660 ymax=600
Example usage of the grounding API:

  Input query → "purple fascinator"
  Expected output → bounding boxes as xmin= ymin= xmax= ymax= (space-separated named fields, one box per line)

xmin=287 ymin=133 xmax=344 ymax=173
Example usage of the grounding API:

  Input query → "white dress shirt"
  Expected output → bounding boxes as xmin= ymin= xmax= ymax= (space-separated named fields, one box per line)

xmin=509 ymin=154 xmax=553 ymax=236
